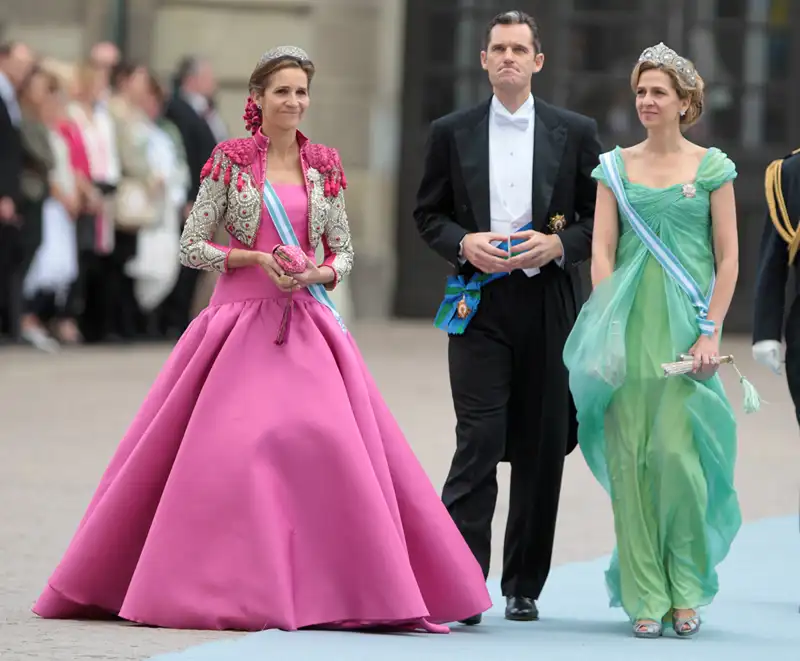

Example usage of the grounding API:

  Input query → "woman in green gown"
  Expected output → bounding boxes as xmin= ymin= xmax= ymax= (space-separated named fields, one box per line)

xmin=563 ymin=44 xmax=745 ymax=638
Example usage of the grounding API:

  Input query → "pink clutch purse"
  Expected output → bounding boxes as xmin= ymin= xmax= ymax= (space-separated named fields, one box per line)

xmin=271 ymin=245 xmax=308 ymax=346
xmin=272 ymin=245 xmax=308 ymax=274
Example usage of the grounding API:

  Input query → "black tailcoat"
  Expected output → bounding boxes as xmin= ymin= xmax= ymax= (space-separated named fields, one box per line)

xmin=414 ymin=97 xmax=602 ymax=598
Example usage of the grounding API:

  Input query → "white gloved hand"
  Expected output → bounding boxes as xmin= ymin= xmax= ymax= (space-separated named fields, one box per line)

xmin=752 ymin=340 xmax=783 ymax=374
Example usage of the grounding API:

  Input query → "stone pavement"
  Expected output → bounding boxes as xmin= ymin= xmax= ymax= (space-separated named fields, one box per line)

xmin=1 ymin=323 xmax=797 ymax=660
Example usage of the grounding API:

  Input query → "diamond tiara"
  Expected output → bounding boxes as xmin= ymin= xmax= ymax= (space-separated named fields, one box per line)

xmin=258 ymin=45 xmax=310 ymax=67
xmin=638 ymin=42 xmax=697 ymax=86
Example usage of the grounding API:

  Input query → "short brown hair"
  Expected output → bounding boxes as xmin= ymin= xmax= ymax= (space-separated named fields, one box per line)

xmin=485 ymin=10 xmax=541 ymax=53
xmin=248 ymin=56 xmax=315 ymax=97
xmin=146 ymin=70 xmax=165 ymax=105
xmin=41 ymin=69 xmax=60 ymax=94
xmin=18 ymin=62 xmax=41 ymax=96
xmin=631 ymin=59 xmax=705 ymax=128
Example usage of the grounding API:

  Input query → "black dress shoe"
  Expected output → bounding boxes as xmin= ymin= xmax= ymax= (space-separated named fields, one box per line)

xmin=459 ymin=613 xmax=482 ymax=625
xmin=505 ymin=596 xmax=539 ymax=621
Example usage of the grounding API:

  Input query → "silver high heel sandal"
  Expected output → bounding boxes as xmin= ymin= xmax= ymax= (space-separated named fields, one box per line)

xmin=633 ymin=620 xmax=663 ymax=638
xmin=672 ymin=611 xmax=701 ymax=637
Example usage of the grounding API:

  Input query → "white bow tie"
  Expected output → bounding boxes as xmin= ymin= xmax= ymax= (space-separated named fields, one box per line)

xmin=496 ymin=112 xmax=530 ymax=131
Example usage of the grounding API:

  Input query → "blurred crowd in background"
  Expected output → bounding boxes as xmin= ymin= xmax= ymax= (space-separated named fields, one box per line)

xmin=0 ymin=39 xmax=227 ymax=352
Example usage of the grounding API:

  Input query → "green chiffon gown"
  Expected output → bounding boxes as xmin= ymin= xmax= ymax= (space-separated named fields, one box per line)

xmin=563 ymin=146 xmax=741 ymax=623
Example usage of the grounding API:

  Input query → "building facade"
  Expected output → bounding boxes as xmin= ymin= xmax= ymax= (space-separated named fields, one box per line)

xmin=1 ymin=0 xmax=798 ymax=331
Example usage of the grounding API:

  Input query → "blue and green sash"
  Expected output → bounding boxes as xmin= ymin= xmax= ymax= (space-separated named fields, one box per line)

xmin=433 ymin=223 xmax=532 ymax=335
xmin=599 ymin=152 xmax=716 ymax=337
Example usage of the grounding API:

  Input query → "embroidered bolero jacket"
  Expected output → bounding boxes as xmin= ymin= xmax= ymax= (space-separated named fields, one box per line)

xmin=179 ymin=130 xmax=353 ymax=289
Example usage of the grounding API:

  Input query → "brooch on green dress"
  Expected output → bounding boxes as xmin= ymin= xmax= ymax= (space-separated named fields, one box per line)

xmin=682 ymin=183 xmax=696 ymax=198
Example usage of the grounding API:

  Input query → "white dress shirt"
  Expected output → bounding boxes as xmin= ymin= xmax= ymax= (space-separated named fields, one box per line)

xmin=458 ymin=94 xmax=564 ymax=273
xmin=0 ymin=71 xmax=20 ymax=126
xmin=488 ymin=94 xmax=539 ymax=277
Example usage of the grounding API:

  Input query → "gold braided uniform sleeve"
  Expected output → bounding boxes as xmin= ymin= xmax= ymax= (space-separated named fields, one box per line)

xmin=764 ymin=147 xmax=800 ymax=263
xmin=754 ymin=149 xmax=800 ymax=343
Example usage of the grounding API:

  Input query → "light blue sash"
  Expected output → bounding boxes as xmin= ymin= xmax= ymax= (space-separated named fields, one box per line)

xmin=262 ymin=180 xmax=346 ymax=332
xmin=599 ymin=151 xmax=716 ymax=336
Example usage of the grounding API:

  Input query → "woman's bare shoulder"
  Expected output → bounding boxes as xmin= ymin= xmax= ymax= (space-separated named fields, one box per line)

xmin=619 ymin=142 xmax=647 ymax=159
xmin=684 ymin=141 xmax=713 ymax=161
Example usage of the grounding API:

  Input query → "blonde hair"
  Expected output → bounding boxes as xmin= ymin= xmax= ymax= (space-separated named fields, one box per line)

xmin=39 ymin=57 xmax=75 ymax=90
xmin=71 ymin=61 xmax=101 ymax=101
xmin=631 ymin=59 xmax=705 ymax=128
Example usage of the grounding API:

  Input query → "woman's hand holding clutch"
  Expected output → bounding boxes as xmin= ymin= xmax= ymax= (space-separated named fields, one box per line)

xmin=291 ymin=256 xmax=336 ymax=287
xmin=264 ymin=245 xmax=335 ymax=291
xmin=257 ymin=251 xmax=301 ymax=293
xmin=688 ymin=332 xmax=720 ymax=375
xmin=267 ymin=245 xmax=328 ymax=345
xmin=273 ymin=246 xmax=334 ymax=287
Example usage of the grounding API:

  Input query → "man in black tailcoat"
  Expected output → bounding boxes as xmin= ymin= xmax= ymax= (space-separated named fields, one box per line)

xmin=413 ymin=10 xmax=601 ymax=624
xmin=0 ymin=41 xmax=35 ymax=339
xmin=160 ymin=56 xmax=221 ymax=336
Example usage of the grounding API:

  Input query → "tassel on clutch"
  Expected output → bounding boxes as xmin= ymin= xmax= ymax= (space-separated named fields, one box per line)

xmin=272 ymin=245 xmax=309 ymax=345
xmin=661 ymin=354 xmax=762 ymax=414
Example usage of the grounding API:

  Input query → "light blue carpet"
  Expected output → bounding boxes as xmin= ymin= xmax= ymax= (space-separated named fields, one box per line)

xmin=149 ymin=516 xmax=798 ymax=660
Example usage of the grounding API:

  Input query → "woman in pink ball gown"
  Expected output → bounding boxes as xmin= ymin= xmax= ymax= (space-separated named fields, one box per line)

xmin=32 ymin=46 xmax=492 ymax=633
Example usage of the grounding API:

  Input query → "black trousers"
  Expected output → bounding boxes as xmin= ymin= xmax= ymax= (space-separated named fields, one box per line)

xmin=784 ymin=301 xmax=800 ymax=428
xmin=110 ymin=230 xmax=141 ymax=339
xmin=65 ymin=248 xmax=94 ymax=321
xmin=0 ymin=222 xmax=22 ymax=337
xmin=19 ymin=198 xmax=45 ymax=315
xmin=79 ymin=230 xmax=141 ymax=343
xmin=79 ymin=251 xmax=111 ymax=342
xmin=442 ymin=268 xmax=575 ymax=600
xmin=0 ymin=199 xmax=43 ymax=336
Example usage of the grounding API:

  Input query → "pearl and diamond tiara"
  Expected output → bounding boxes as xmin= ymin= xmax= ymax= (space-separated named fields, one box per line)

xmin=257 ymin=45 xmax=310 ymax=67
xmin=638 ymin=42 xmax=697 ymax=86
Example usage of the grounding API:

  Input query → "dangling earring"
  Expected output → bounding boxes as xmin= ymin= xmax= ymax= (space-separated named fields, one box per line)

xmin=680 ymin=109 xmax=686 ymax=117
